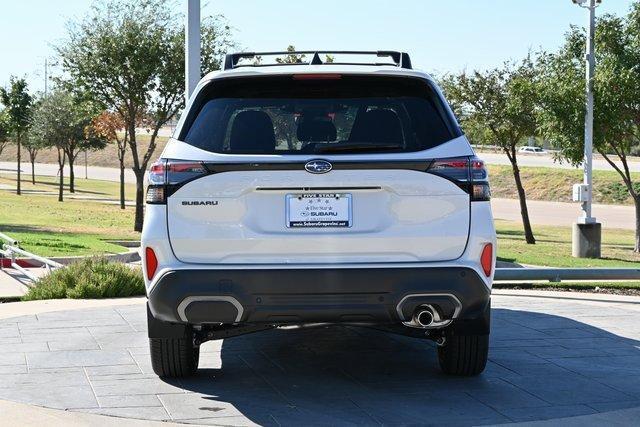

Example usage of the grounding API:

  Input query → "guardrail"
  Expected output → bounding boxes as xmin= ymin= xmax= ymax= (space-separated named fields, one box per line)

xmin=0 ymin=233 xmax=63 ymax=284
xmin=494 ymin=268 xmax=640 ymax=282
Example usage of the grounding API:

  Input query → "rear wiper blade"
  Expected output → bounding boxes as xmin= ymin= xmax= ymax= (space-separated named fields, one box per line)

xmin=315 ymin=143 xmax=404 ymax=153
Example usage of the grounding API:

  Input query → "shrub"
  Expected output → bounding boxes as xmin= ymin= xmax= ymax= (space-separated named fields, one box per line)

xmin=23 ymin=257 xmax=145 ymax=300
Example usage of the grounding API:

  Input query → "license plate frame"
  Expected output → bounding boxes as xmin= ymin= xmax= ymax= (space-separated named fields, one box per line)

xmin=286 ymin=193 xmax=352 ymax=228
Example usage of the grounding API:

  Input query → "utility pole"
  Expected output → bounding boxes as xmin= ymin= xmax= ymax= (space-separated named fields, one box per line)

xmin=185 ymin=0 xmax=201 ymax=104
xmin=571 ymin=0 xmax=601 ymax=258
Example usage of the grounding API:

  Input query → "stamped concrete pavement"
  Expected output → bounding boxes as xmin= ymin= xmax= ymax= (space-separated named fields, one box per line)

xmin=0 ymin=291 xmax=639 ymax=426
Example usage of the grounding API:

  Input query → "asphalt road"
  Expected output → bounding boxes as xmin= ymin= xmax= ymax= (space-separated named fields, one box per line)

xmin=492 ymin=198 xmax=635 ymax=230
xmin=0 ymin=161 xmax=139 ymax=184
xmin=0 ymin=161 xmax=636 ymax=230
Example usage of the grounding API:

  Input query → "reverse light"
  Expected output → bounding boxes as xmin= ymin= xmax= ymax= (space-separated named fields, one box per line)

xmin=145 ymin=247 xmax=158 ymax=281
xmin=480 ymin=243 xmax=493 ymax=277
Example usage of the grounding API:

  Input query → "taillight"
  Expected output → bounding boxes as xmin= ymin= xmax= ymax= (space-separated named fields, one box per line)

xmin=146 ymin=159 xmax=208 ymax=204
xmin=427 ymin=156 xmax=490 ymax=202
xmin=480 ymin=243 xmax=493 ymax=277
xmin=145 ymin=247 xmax=158 ymax=280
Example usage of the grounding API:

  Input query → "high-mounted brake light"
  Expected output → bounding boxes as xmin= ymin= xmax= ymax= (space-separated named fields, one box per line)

xmin=480 ymin=243 xmax=493 ymax=277
xmin=146 ymin=159 xmax=208 ymax=204
xmin=292 ymin=74 xmax=342 ymax=80
xmin=145 ymin=247 xmax=158 ymax=281
xmin=427 ymin=156 xmax=490 ymax=202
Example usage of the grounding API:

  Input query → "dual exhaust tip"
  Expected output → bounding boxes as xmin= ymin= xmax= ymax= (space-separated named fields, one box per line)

xmin=414 ymin=306 xmax=435 ymax=327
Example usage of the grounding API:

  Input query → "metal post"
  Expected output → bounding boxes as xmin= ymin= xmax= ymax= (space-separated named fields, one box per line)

xmin=185 ymin=0 xmax=201 ymax=104
xmin=84 ymin=150 xmax=88 ymax=179
xmin=582 ymin=0 xmax=596 ymax=224
xmin=572 ymin=0 xmax=601 ymax=258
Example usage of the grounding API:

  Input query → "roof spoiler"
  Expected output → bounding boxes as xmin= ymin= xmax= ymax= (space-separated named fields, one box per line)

xmin=223 ymin=50 xmax=412 ymax=71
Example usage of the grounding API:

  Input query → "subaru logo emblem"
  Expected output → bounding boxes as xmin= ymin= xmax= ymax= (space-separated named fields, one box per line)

xmin=305 ymin=160 xmax=332 ymax=174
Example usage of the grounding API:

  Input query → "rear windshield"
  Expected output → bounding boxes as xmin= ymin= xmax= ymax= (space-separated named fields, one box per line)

xmin=180 ymin=75 xmax=461 ymax=155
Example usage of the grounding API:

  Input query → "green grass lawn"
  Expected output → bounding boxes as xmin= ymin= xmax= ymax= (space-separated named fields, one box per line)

xmin=488 ymin=165 xmax=640 ymax=206
xmin=0 ymin=175 xmax=138 ymax=257
xmin=496 ymin=220 xmax=639 ymax=268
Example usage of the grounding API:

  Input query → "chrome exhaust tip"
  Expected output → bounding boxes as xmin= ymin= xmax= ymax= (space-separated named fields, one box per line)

xmin=414 ymin=307 xmax=435 ymax=327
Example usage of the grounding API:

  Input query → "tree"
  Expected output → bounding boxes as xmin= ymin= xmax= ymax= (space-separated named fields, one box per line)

xmin=276 ymin=45 xmax=306 ymax=64
xmin=30 ymin=91 xmax=74 ymax=201
xmin=92 ymin=110 xmax=128 ymax=209
xmin=0 ymin=110 xmax=9 ymax=157
xmin=537 ymin=10 xmax=640 ymax=252
xmin=57 ymin=0 xmax=234 ymax=231
xmin=30 ymin=90 xmax=105 ymax=202
xmin=0 ymin=77 xmax=32 ymax=195
xmin=441 ymin=58 xmax=538 ymax=244
xmin=24 ymin=132 xmax=44 ymax=185
xmin=63 ymin=100 xmax=107 ymax=193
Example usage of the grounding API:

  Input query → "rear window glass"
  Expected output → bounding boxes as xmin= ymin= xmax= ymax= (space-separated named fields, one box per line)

xmin=180 ymin=75 xmax=460 ymax=155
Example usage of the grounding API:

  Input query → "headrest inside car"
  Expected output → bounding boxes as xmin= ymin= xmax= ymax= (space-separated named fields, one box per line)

xmin=297 ymin=119 xmax=337 ymax=142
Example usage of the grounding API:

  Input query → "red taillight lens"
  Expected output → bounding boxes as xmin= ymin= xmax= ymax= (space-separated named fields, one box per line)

xmin=146 ymin=160 xmax=207 ymax=205
xmin=427 ymin=156 xmax=490 ymax=201
xmin=480 ymin=243 xmax=493 ymax=277
xmin=149 ymin=161 xmax=166 ymax=185
xmin=145 ymin=247 xmax=158 ymax=281
xmin=428 ymin=157 xmax=470 ymax=181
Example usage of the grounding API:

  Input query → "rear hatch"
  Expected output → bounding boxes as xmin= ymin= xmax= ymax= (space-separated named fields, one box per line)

xmin=166 ymin=166 xmax=470 ymax=264
xmin=160 ymin=74 xmax=475 ymax=264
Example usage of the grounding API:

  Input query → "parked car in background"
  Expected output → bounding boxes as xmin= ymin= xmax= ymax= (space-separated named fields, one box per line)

xmin=518 ymin=146 xmax=547 ymax=154
xmin=142 ymin=50 xmax=496 ymax=379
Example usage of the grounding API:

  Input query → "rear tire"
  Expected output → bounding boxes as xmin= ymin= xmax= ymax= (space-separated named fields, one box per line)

xmin=150 ymin=332 xmax=200 ymax=378
xmin=437 ymin=334 xmax=488 ymax=376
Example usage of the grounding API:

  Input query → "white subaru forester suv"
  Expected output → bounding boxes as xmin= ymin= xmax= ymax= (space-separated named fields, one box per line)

xmin=142 ymin=51 xmax=496 ymax=378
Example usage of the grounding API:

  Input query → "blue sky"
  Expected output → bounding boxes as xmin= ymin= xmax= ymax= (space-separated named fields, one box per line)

xmin=0 ymin=0 xmax=635 ymax=93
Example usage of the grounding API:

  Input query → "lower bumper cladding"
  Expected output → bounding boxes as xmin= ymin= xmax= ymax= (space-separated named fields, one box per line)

xmin=147 ymin=267 xmax=491 ymax=334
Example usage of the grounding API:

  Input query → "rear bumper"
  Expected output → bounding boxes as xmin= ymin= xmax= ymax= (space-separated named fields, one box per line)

xmin=147 ymin=266 xmax=491 ymax=334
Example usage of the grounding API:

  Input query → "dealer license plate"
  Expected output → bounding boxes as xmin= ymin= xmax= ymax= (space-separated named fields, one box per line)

xmin=286 ymin=193 xmax=352 ymax=228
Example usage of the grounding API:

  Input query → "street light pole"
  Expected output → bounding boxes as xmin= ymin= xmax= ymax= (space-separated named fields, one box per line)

xmin=582 ymin=0 xmax=596 ymax=224
xmin=571 ymin=0 xmax=602 ymax=258
xmin=185 ymin=0 xmax=201 ymax=104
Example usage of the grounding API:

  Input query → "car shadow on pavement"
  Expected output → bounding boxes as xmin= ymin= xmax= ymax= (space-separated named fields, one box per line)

xmin=174 ymin=308 xmax=640 ymax=426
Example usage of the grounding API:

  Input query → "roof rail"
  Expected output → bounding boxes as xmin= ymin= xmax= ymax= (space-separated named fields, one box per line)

xmin=223 ymin=50 xmax=413 ymax=71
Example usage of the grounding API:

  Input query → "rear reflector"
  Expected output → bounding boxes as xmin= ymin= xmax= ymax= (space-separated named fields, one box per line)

xmin=145 ymin=247 xmax=158 ymax=281
xmin=480 ymin=243 xmax=493 ymax=277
